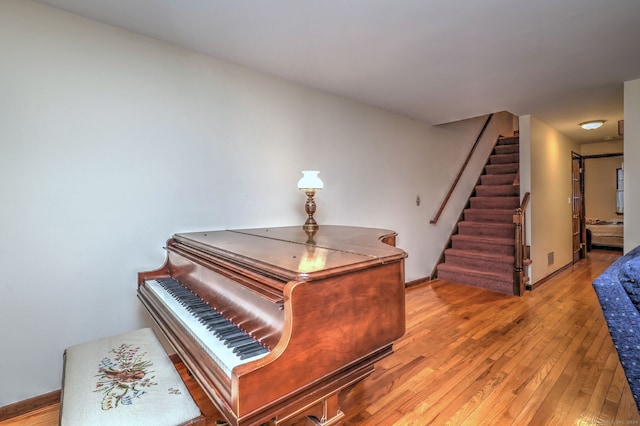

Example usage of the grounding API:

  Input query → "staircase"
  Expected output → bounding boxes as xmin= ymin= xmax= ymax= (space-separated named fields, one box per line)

xmin=436 ymin=135 xmax=520 ymax=294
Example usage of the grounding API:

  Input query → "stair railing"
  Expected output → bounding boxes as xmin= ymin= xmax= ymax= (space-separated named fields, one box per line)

xmin=430 ymin=113 xmax=493 ymax=225
xmin=513 ymin=191 xmax=531 ymax=296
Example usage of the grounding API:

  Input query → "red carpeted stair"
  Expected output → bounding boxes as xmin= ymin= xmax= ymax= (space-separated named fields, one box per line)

xmin=437 ymin=135 xmax=519 ymax=294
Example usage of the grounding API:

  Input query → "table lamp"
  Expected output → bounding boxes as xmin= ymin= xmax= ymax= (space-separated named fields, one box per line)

xmin=297 ymin=170 xmax=323 ymax=233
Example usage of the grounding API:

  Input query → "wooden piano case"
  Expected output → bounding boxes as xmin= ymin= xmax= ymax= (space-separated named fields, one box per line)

xmin=138 ymin=226 xmax=407 ymax=425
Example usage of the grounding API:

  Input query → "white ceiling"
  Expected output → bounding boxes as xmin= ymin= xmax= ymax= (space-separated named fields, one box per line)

xmin=34 ymin=0 xmax=640 ymax=144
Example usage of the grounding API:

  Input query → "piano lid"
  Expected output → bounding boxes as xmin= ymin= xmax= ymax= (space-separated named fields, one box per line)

xmin=171 ymin=225 xmax=406 ymax=281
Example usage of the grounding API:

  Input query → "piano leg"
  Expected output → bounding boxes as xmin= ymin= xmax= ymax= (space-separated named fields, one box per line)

xmin=268 ymin=392 xmax=344 ymax=426
xmin=249 ymin=346 xmax=394 ymax=425
xmin=313 ymin=393 xmax=345 ymax=426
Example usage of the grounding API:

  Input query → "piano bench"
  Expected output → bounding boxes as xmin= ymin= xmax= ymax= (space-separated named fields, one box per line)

xmin=60 ymin=327 xmax=205 ymax=426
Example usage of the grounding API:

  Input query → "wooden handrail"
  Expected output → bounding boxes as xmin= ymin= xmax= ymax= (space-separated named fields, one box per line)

xmin=519 ymin=191 xmax=530 ymax=212
xmin=513 ymin=192 xmax=531 ymax=296
xmin=430 ymin=113 xmax=493 ymax=224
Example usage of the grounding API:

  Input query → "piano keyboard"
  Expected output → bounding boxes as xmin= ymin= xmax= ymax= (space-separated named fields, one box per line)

xmin=145 ymin=278 xmax=270 ymax=378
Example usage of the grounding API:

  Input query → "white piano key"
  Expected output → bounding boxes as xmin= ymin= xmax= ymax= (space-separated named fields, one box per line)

xmin=145 ymin=279 xmax=269 ymax=378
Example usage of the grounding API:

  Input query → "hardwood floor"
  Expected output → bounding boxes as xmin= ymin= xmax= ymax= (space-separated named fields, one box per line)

xmin=2 ymin=249 xmax=638 ymax=425
xmin=340 ymin=249 xmax=638 ymax=425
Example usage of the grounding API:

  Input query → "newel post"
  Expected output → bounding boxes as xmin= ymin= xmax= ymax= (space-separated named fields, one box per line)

xmin=513 ymin=207 xmax=524 ymax=296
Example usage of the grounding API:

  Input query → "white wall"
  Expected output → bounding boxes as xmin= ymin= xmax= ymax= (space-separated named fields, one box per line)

xmin=584 ymin=156 xmax=624 ymax=220
xmin=517 ymin=117 xmax=533 ymax=280
xmin=624 ymin=79 xmax=640 ymax=252
xmin=581 ymin=140 xmax=624 ymax=221
xmin=581 ymin=140 xmax=624 ymax=156
xmin=519 ymin=115 xmax=581 ymax=283
xmin=0 ymin=1 xmax=516 ymax=405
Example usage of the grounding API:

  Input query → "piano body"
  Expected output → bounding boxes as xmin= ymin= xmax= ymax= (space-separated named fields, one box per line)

xmin=138 ymin=225 xmax=407 ymax=425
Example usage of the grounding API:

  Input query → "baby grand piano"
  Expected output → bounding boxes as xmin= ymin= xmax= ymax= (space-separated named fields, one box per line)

xmin=138 ymin=225 xmax=407 ymax=425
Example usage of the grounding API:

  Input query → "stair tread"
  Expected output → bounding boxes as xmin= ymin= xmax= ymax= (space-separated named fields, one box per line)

xmin=457 ymin=223 xmax=515 ymax=239
xmin=464 ymin=208 xmax=516 ymax=213
xmin=475 ymin=187 xmax=519 ymax=194
xmin=497 ymin=136 xmax=519 ymax=144
xmin=481 ymin=173 xmax=516 ymax=179
xmin=459 ymin=221 xmax=514 ymax=228
xmin=452 ymin=234 xmax=515 ymax=245
xmin=477 ymin=184 xmax=517 ymax=189
xmin=437 ymin=263 xmax=512 ymax=281
xmin=469 ymin=200 xmax=520 ymax=203
xmin=465 ymin=206 xmax=516 ymax=210
xmin=494 ymin=145 xmax=519 ymax=153
xmin=457 ymin=221 xmax=515 ymax=233
xmin=489 ymin=154 xmax=519 ymax=164
xmin=470 ymin=196 xmax=519 ymax=203
xmin=445 ymin=248 xmax=514 ymax=263
xmin=485 ymin=164 xmax=519 ymax=174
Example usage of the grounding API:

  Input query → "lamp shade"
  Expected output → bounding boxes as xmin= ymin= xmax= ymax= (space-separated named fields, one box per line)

xmin=297 ymin=170 xmax=324 ymax=190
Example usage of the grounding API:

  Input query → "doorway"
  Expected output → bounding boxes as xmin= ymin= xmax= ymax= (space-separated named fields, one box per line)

xmin=583 ymin=153 xmax=624 ymax=251
xmin=571 ymin=152 xmax=586 ymax=262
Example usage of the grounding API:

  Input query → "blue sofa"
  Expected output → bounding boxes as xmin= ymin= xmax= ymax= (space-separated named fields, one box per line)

xmin=593 ymin=245 xmax=640 ymax=411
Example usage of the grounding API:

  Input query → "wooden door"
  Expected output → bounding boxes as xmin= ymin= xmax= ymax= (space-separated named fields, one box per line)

xmin=571 ymin=153 xmax=585 ymax=262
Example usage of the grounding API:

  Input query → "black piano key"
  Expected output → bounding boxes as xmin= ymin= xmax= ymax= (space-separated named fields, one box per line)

xmin=232 ymin=340 xmax=262 ymax=353
xmin=205 ymin=318 xmax=230 ymax=329
xmin=208 ymin=323 xmax=236 ymax=334
xmin=226 ymin=333 xmax=254 ymax=343
xmin=216 ymin=328 xmax=245 ymax=339
xmin=198 ymin=311 xmax=222 ymax=320
xmin=199 ymin=310 xmax=223 ymax=318
xmin=225 ymin=335 xmax=254 ymax=348
xmin=237 ymin=344 xmax=269 ymax=360
xmin=155 ymin=276 xmax=269 ymax=361
xmin=211 ymin=322 xmax=236 ymax=331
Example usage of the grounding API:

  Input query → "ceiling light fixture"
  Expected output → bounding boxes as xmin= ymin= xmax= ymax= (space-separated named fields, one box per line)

xmin=579 ymin=120 xmax=605 ymax=130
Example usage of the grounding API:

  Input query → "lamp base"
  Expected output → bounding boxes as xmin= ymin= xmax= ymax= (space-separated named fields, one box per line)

xmin=302 ymin=190 xmax=319 ymax=233
xmin=303 ymin=221 xmax=319 ymax=234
